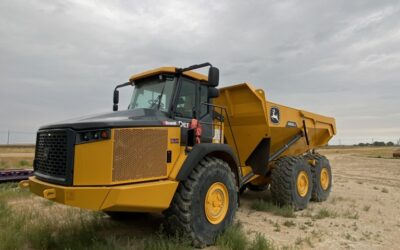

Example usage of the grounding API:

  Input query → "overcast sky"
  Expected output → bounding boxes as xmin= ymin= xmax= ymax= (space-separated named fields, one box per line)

xmin=1 ymin=0 xmax=399 ymax=145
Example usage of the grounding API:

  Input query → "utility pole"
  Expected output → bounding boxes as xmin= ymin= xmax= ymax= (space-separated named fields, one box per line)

xmin=7 ymin=130 xmax=10 ymax=145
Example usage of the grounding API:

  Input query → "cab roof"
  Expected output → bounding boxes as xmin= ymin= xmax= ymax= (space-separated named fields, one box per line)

xmin=129 ymin=67 xmax=208 ymax=82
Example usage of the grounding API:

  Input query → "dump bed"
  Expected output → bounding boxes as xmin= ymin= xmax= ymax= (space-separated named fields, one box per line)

xmin=214 ymin=83 xmax=336 ymax=169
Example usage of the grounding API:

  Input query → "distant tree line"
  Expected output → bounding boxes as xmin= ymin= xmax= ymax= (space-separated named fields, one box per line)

xmin=356 ymin=141 xmax=395 ymax=147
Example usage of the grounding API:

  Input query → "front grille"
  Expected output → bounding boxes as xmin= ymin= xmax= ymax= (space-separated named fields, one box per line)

xmin=34 ymin=129 xmax=74 ymax=185
xmin=113 ymin=128 xmax=168 ymax=182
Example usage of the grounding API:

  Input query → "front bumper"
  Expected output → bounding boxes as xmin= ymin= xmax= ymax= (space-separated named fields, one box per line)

xmin=21 ymin=176 xmax=178 ymax=213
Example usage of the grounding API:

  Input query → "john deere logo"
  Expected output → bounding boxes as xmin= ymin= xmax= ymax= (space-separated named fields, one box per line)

xmin=270 ymin=107 xmax=280 ymax=124
xmin=43 ymin=147 xmax=50 ymax=161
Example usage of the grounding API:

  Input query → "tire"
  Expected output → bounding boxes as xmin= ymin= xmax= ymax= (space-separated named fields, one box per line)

xmin=164 ymin=157 xmax=238 ymax=247
xmin=305 ymin=154 xmax=332 ymax=202
xmin=270 ymin=156 xmax=312 ymax=210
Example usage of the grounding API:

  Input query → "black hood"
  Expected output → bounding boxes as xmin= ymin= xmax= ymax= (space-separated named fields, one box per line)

xmin=39 ymin=109 xmax=177 ymax=130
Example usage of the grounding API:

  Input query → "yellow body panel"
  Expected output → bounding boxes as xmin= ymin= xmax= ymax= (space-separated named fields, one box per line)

xmin=214 ymin=84 xmax=270 ymax=167
xmin=168 ymin=147 xmax=188 ymax=180
xmin=215 ymin=83 xmax=336 ymax=184
xmin=28 ymin=176 xmax=178 ymax=213
xmin=101 ymin=180 xmax=179 ymax=212
xmin=74 ymin=133 xmax=114 ymax=185
xmin=267 ymin=101 xmax=336 ymax=157
xmin=166 ymin=127 xmax=182 ymax=176
xmin=240 ymin=166 xmax=253 ymax=177
xmin=29 ymin=176 xmax=110 ymax=210
xmin=129 ymin=67 xmax=208 ymax=82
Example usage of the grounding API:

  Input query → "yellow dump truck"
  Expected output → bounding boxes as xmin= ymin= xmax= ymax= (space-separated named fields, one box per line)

xmin=20 ymin=63 xmax=336 ymax=247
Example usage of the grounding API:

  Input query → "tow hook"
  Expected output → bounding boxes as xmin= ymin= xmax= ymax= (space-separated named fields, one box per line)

xmin=43 ymin=188 xmax=56 ymax=199
xmin=19 ymin=180 xmax=30 ymax=189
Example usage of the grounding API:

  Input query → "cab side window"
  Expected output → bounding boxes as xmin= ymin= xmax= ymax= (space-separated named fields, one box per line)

xmin=175 ymin=80 xmax=197 ymax=118
xmin=199 ymin=85 xmax=208 ymax=117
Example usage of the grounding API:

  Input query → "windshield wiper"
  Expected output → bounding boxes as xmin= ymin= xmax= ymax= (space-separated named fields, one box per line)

xmin=155 ymin=83 xmax=166 ymax=110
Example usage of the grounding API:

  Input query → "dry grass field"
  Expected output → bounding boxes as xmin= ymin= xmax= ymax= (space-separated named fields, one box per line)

xmin=0 ymin=145 xmax=34 ymax=169
xmin=0 ymin=146 xmax=399 ymax=249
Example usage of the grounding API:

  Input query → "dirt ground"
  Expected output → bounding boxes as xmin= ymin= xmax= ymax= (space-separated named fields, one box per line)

xmin=236 ymin=147 xmax=400 ymax=249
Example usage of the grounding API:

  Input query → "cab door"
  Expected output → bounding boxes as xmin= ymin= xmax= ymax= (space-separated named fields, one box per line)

xmin=172 ymin=77 xmax=212 ymax=144
xmin=198 ymin=84 xmax=213 ymax=143
xmin=173 ymin=77 xmax=197 ymax=145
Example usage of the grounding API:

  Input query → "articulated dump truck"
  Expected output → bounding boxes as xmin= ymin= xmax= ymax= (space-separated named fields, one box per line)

xmin=20 ymin=63 xmax=336 ymax=247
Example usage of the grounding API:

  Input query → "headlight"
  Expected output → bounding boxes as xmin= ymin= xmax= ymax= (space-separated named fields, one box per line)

xmin=76 ymin=129 xmax=110 ymax=144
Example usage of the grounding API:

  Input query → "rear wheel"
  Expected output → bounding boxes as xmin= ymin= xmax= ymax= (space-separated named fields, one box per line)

xmin=164 ymin=157 xmax=238 ymax=247
xmin=270 ymin=156 xmax=312 ymax=210
xmin=305 ymin=154 xmax=332 ymax=202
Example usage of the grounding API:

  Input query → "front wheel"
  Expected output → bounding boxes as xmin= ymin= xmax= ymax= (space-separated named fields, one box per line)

xmin=164 ymin=157 xmax=238 ymax=247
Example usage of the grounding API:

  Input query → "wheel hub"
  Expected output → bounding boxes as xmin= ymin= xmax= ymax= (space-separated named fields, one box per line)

xmin=296 ymin=170 xmax=309 ymax=197
xmin=205 ymin=182 xmax=229 ymax=224
xmin=320 ymin=167 xmax=330 ymax=190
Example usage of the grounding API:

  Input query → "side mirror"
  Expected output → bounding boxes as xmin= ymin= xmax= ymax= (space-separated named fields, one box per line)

xmin=113 ymin=89 xmax=119 ymax=111
xmin=112 ymin=81 xmax=132 ymax=111
xmin=208 ymin=67 xmax=219 ymax=87
xmin=208 ymin=87 xmax=219 ymax=98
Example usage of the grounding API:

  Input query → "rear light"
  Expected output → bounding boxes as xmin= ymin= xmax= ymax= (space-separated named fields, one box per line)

xmin=76 ymin=129 xmax=110 ymax=144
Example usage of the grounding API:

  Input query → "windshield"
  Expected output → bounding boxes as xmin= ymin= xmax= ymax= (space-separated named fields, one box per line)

xmin=129 ymin=75 xmax=175 ymax=112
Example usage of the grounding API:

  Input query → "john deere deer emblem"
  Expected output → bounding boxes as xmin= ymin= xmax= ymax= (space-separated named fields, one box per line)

xmin=270 ymin=107 xmax=280 ymax=124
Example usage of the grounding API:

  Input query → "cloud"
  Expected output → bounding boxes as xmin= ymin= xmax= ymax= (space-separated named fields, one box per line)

xmin=0 ymin=0 xmax=399 ymax=144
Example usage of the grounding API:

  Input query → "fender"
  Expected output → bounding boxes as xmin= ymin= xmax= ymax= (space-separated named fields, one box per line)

xmin=176 ymin=143 xmax=241 ymax=185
